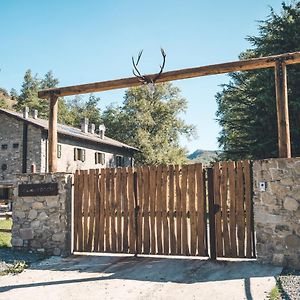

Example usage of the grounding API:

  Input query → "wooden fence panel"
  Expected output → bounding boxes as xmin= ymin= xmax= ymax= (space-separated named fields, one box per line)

xmin=73 ymin=161 xmax=254 ymax=258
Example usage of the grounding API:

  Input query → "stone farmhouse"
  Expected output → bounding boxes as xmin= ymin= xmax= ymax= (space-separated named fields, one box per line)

xmin=0 ymin=107 xmax=138 ymax=180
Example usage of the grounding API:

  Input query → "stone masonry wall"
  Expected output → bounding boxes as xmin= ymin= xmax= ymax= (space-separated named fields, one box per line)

xmin=11 ymin=173 xmax=72 ymax=256
xmin=253 ymin=158 xmax=300 ymax=269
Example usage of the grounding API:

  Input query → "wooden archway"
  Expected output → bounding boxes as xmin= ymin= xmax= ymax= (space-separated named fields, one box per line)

xmin=38 ymin=51 xmax=300 ymax=172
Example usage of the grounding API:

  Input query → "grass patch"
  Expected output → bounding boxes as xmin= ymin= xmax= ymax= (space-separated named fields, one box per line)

xmin=0 ymin=219 xmax=12 ymax=248
xmin=268 ymin=285 xmax=281 ymax=300
xmin=0 ymin=260 xmax=27 ymax=276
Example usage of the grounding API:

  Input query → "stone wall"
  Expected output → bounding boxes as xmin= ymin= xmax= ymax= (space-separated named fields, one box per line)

xmin=253 ymin=158 xmax=300 ymax=269
xmin=11 ymin=173 xmax=72 ymax=256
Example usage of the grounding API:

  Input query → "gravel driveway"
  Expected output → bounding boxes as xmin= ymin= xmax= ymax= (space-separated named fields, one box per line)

xmin=0 ymin=254 xmax=282 ymax=300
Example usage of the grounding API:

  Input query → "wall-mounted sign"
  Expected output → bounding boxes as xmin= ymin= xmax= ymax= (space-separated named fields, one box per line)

xmin=18 ymin=183 xmax=58 ymax=197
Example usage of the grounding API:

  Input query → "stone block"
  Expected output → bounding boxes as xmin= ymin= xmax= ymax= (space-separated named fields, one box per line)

xmin=28 ymin=209 xmax=38 ymax=220
xmin=272 ymin=254 xmax=284 ymax=265
xmin=14 ymin=211 xmax=25 ymax=219
xmin=12 ymin=238 xmax=23 ymax=247
xmin=32 ymin=202 xmax=44 ymax=209
xmin=20 ymin=228 xmax=34 ymax=240
xmin=283 ymin=197 xmax=299 ymax=211
xmin=53 ymin=248 xmax=61 ymax=256
xmin=38 ymin=212 xmax=48 ymax=221
xmin=285 ymin=234 xmax=300 ymax=248
xmin=52 ymin=233 xmax=65 ymax=242
xmin=46 ymin=196 xmax=59 ymax=208
xmin=31 ymin=220 xmax=40 ymax=228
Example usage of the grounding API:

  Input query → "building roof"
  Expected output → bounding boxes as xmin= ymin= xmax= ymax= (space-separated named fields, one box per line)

xmin=0 ymin=108 xmax=138 ymax=152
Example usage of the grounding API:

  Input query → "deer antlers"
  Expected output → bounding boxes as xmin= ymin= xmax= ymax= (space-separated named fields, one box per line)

xmin=132 ymin=48 xmax=166 ymax=85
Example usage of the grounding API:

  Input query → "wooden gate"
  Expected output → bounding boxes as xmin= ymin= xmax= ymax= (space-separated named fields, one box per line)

xmin=73 ymin=161 xmax=255 ymax=258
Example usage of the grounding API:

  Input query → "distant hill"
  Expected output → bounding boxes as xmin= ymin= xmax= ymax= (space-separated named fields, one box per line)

xmin=0 ymin=88 xmax=16 ymax=109
xmin=187 ymin=149 xmax=218 ymax=165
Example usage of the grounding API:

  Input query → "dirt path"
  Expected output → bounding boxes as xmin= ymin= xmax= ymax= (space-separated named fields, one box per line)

xmin=0 ymin=254 xmax=282 ymax=300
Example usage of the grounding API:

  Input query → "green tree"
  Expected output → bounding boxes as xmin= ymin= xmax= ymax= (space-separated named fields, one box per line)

xmin=216 ymin=2 xmax=300 ymax=160
xmin=102 ymin=83 xmax=195 ymax=165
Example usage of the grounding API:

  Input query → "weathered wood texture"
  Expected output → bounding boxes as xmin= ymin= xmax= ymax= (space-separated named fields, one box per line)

xmin=73 ymin=164 xmax=208 ymax=256
xmin=211 ymin=160 xmax=255 ymax=258
xmin=39 ymin=51 xmax=300 ymax=98
xmin=73 ymin=161 xmax=255 ymax=258
xmin=48 ymin=95 xmax=58 ymax=172
xmin=275 ymin=61 xmax=291 ymax=158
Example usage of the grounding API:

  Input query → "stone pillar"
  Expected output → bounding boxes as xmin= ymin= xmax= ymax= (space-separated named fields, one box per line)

xmin=11 ymin=173 xmax=73 ymax=256
xmin=253 ymin=158 xmax=300 ymax=269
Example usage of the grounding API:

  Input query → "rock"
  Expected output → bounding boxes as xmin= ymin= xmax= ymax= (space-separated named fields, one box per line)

xmin=46 ymin=197 xmax=58 ymax=208
xmin=14 ymin=211 xmax=25 ymax=219
xmin=53 ymin=248 xmax=61 ymax=256
xmin=272 ymin=253 xmax=284 ymax=265
xmin=20 ymin=228 xmax=34 ymax=240
xmin=52 ymin=233 xmax=65 ymax=242
xmin=32 ymin=202 xmax=44 ymax=209
xmin=28 ymin=209 xmax=38 ymax=220
xmin=285 ymin=234 xmax=300 ymax=248
xmin=11 ymin=238 xmax=23 ymax=247
xmin=283 ymin=197 xmax=299 ymax=211
xmin=31 ymin=220 xmax=40 ymax=228
xmin=38 ymin=212 xmax=48 ymax=221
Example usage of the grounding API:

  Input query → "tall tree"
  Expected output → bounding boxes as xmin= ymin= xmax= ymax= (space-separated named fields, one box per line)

xmin=216 ymin=2 xmax=300 ymax=160
xmin=102 ymin=83 xmax=195 ymax=165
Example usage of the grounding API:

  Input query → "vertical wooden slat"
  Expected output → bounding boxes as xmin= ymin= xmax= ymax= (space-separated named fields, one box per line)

xmin=149 ymin=166 xmax=157 ymax=254
xmin=162 ymin=165 xmax=169 ymax=254
xmin=87 ymin=169 xmax=95 ymax=251
xmin=156 ymin=165 xmax=163 ymax=254
xmin=175 ymin=165 xmax=182 ymax=254
xmin=181 ymin=165 xmax=189 ymax=255
xmin=73 ymin=170 xmax=79 ymax=251
xmin=188 ymin=164 xmax=197 ymax=255
xmin=213 ymin=163 xmax=223 ymax=257
xmin=136 ymin=167 xmax=143 ymax=254
xmin=77 ymin=171 xmax=84 ymax=252
xmin=122 ymin=167 xmax=129 ymax=253
xmin=98 ymin=168 xmax=105 ymax=252
xmin=243 ymin=160 xmax=252 ymax=258
xmin=128 ymin=167 xmax=136 ymax=253
xmin=236 ymin=161 xmax=245 ymax=257
xmin=105 ymin=168 xmax=111 ymax=252
xmin=221 ymin=162 xmax=230 ymax=257
xmin=143 ymin=166 xmax=150 ymax=254
xmin=110 ymin=169 xmax=117 ymax=252
xmin=207 ymin=168 xmax=216 ymax=260
xmin=83 ymin=170 xmax=89 ymax=251
xmin=116 ymin=168 xmax=122 ymax=252
xmin=169 ymin=165 xmax=176 ymax=254
xmin=196 ymin=164 xmax=205 ymax=256
xmin=228 ymin=161 xmax=237 ymax=257
xmin=93 ymin=170 xmax=100 ymax=252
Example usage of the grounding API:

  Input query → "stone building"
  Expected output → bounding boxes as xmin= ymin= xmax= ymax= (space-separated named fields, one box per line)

xmin=0 ymin=107 xmax=138 ymax=181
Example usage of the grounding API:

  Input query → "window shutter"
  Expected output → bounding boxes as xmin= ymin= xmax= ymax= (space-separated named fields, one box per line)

xmin=82 ymin=149 xmax=86 ymax=162
xmin=101 ymin=153 xmax=105 ymax=165
xmin=95 ymin=152 xmax=97 ymax=164
xmin=74 ymin=148 xmax=77 ymax=161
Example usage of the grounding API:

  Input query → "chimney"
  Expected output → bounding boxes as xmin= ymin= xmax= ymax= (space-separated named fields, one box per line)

xmin=23 ymin=107 xmax=29 ymax=119
xmin=81 ymin=118 xmax=89 ymax=133
xmin=33 ymin=109 xmax=38 ymax=119
xmin=89 ymin=123 xmax=95 ymax=134
xmin=99 ymin=124 xmax=106 ymax=139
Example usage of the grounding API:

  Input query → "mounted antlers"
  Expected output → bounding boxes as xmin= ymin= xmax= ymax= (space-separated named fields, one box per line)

xmin=132 ymin=48 xmax=166 ymax=85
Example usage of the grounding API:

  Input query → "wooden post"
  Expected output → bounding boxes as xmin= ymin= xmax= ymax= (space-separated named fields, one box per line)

xmin=275 ymin=60 xmax=291 ymax=158
xmin=48 ymin=94 xmax=58 ymax=172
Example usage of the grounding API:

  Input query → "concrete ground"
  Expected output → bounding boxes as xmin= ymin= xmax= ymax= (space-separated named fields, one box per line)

xmin=0 ymin=254 xmax=282 ymax=300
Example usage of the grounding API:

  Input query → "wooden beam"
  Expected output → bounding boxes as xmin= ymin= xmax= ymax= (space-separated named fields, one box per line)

xmin=38 ymin=51 xmax=300 ymax=99
xmin=275 ymin=60 xmax=291 ymax=158
xmin=48 ymin=95 xmax=58 ymax=172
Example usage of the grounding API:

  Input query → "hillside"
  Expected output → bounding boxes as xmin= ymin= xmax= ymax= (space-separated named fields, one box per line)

xmin=0 ymin=88 xmax=16 ymax=109
xmin=187 ymin=149 xmax=218 ymax=165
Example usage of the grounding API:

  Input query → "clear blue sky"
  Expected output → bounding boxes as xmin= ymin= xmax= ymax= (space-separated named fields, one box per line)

xmin=0 ymin=0 xmax=283 ymax=152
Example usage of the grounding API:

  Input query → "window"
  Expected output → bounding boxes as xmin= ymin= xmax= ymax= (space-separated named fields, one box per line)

xmin=116 ymin=155 xmax=125 ymax=167
xmin=13 ymin=143 xmax=19 ymax=149
xmin=95 ymin=152 xmax=105 ymax=165
xmin=1 ymin=144 xmax=8 ymax=150
xmin=74 ymin=148 xmax=86 ymax=162
xmin=57 ymin=144 xmax=62 ymax=158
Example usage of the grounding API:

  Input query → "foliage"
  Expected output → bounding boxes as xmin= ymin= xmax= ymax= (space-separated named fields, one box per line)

xmin=268 ymin=285 xmax=281 ymax=300
xmin=102 ymin=83 xmax=195 ymax=165
xmin=0 ymin=219 xmax=12 ymax=248
xmin=216 ymin=2 xmax=300 ymax=160
xmin=0 ymin=261 xmax=27 ymax=276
